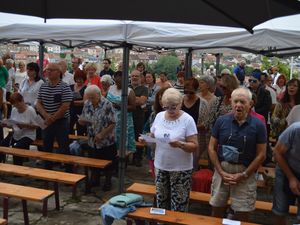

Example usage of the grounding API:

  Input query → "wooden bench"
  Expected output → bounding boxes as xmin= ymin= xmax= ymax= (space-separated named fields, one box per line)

xmin=127 ymin=183 xmax=297 ymax=215
xmin=0 ymin=163 xmax=85 ymax=209
xmin=0 ymin=146 xmax=111 ymax=192
xmin=127 ymin=207 xmax=259 ymax=225
xmin=0 ymin=182 xmax=54 ymax=225
xmin=0 ymin=219 xmax=6 ymax=225
xmin=32 ymin=135 xmax=146 ymax=150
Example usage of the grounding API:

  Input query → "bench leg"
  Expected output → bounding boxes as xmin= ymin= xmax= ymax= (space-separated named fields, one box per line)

xmin=72 ymin=184 xmax=77 ymax=198
xmin=54 ymin=182 xmax=60 ymax=210
xmin=42 ymin=199 xmax=48 ymax=217
xmin=3 ymin=197 xmax=8 ymax=220
xmin=85 ymin=167 xmax=91 ymax=194
xmin=22 ymin=200 xmax=29 ymax=225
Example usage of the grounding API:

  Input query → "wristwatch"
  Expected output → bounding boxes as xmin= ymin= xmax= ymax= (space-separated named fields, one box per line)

xmin=242 ymin=171 xmax=249 ymax=178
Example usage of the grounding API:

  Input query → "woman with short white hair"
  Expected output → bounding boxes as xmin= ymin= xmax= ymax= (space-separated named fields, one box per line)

xmin=101 ymin=74 xmax=113 ymax=97
xmin=149 ymin=88 xmax=198 ymax=212
xmin=78 ymin=84 xmax=116 ymax=191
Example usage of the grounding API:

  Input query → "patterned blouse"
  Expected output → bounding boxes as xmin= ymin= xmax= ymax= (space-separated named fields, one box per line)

xmin=81 ymin=97 xmax=115 ymax=149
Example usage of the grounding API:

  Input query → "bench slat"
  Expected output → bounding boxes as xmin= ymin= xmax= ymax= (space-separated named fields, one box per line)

xmin=0 ymin=182 xmax=54 ymax=201
xmin=0 ymin=146 xmax=111 ymax=168
xmin=127 ymin=183 xmax=297 ymax=214
xmin=128 ymin=207 xmax=259 ymax=225
xmin=0 ymin=163 xmax=85 ymax=184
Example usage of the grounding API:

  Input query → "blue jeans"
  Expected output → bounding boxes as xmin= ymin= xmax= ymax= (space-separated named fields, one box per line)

xmin=272 ymin=166 xmax=300 ymax=219
xmin=42 ymin=118 xmax=71 ymax=170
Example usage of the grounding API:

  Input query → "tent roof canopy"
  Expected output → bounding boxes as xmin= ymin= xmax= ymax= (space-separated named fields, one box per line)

xmin=1 ymin=0 xmax=300 ymax=33
xmin=1 ymin=12 xmax=300 ymax=57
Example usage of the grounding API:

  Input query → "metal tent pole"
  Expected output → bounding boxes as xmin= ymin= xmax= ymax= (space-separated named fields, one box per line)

xmin=118 ymin=43 xmax=130 ymax=194
xmin=39 ymin=41 xmax=45 ymax=78
xmin=215 ymin=53 xmax=221 ymax=76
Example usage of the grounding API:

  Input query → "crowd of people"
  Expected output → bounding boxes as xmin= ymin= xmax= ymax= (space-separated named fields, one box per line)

xmin=0 ymin=54 xmax=300 ymax=224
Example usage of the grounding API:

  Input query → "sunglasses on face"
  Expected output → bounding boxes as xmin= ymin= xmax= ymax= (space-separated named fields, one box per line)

xmin=248 ymin=79 xmax=258 ymax=83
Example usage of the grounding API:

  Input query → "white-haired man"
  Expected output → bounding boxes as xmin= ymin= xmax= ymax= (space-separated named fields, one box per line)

xmin=208 ymin=87 xmax=267 ymax=222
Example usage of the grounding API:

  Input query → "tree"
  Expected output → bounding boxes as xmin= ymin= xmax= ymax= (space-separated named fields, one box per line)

xmin=153 ymin=55 xmax=179 ymax=81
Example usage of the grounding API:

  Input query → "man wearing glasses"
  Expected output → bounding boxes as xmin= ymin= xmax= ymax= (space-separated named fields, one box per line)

xmin=71 ymin=57 xmax=82 ymax=73
xmin=248 ymin=69 xmax=272 ymax=124
xmin=36 ymin=63 xmax=73 ymax=171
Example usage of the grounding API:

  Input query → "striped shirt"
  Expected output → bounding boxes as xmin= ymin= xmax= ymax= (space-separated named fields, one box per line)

xmin=38 ymin=80 xmax=73 ymax=118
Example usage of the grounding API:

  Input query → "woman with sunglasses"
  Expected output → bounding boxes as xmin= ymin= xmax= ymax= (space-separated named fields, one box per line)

xmin=148 ymin=88 xmax=198 ymax=212
xmin=271 ymin=78 xmax=300 ymax=139
xmin=209 ymin=73 xmax=239 ymax=129
xmin=182 ymin=77 xmax=209 ymax=169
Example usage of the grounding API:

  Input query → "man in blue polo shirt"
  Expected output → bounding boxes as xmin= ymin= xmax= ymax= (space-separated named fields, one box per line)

xmin=208 ymin=87 xmax=267 ymax=222
xmin=272 ymin=122 xmax=300 ymax=225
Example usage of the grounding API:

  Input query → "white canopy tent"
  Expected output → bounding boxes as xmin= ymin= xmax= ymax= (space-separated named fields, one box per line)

xmin=1 ymin=12 xmax=300 ymax=56
xmin=1 ymin=12 xmax=300 ymax=193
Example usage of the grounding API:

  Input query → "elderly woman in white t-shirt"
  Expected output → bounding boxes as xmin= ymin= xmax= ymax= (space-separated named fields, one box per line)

xmin=0 ymin=93 xmax=38 ymax=165
xmin=149 ymin=88 xmax=198 ymax=212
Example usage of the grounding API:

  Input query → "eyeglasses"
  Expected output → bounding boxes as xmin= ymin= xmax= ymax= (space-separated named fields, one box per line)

xmin=163 ymin=105 xmax=178 ymax=111
xmin=248 ymin=79 xmax=258 ymax=83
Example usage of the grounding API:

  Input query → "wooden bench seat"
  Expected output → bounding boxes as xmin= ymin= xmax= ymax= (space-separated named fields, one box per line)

xmin=127 ymin=207 xmax=259 ymax=225
xmin=32 ymin=135 xmax=146 ymax=150
xmin=0 ymin=146 xmax=111 ymax=193
xmin=0 ymin=163 xmax=85 ymax=209
xmin=0 ymin=219 xmax=7 ymax=225
xmin=0 ymin=146 xmax=111 ymax=168
xmin=0 ymin=182 xmax=54 ymax=225
xmin=126 ymin=183 xmax=297 ymax=215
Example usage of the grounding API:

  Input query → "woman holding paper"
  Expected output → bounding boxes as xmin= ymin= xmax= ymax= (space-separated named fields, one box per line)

xmin=149 ymin=88 xmax=198 ymax=212
xmin=0 ymin=93 xmax=38 ymax=165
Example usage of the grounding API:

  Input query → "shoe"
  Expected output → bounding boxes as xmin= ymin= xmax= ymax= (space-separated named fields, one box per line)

xmin=102 ymin=182 xmax=112 ymax=191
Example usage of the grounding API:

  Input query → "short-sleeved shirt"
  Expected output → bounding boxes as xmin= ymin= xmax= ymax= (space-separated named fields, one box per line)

xmin=151 ymin=111 xmax=198 ymax=171
xmin=131 ymin=85 xmax=148 ymax=112
xmin=11 ymin=106 xmax=37 ymax=141
xmin=234 ymin=65 xmax=245 ymax=84
xmin=19 ymin=79 xmax=44 ymax=106
xmin=0 ymin=66 xmax=9 ymax=88
xmin=37 ymin=80 xmax=73 ymax=118
xmin=212 ymin=113 xmax=267 ymax=167
xmin=81 ymin=97 xmax=115 ymax=149
xmin=278 ymin=122 xmax=300 ymax=173
xmin=100 ymin=69 xmax=114 ymax=77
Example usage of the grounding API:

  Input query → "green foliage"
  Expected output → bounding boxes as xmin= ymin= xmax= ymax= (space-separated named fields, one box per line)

xmin=261 ymin=56 xmax=290 ymax=79
xmin=153 ymin=55 xmax=179 ymax=81
xmin=60 ymin=53 xmax=66 ymax=59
